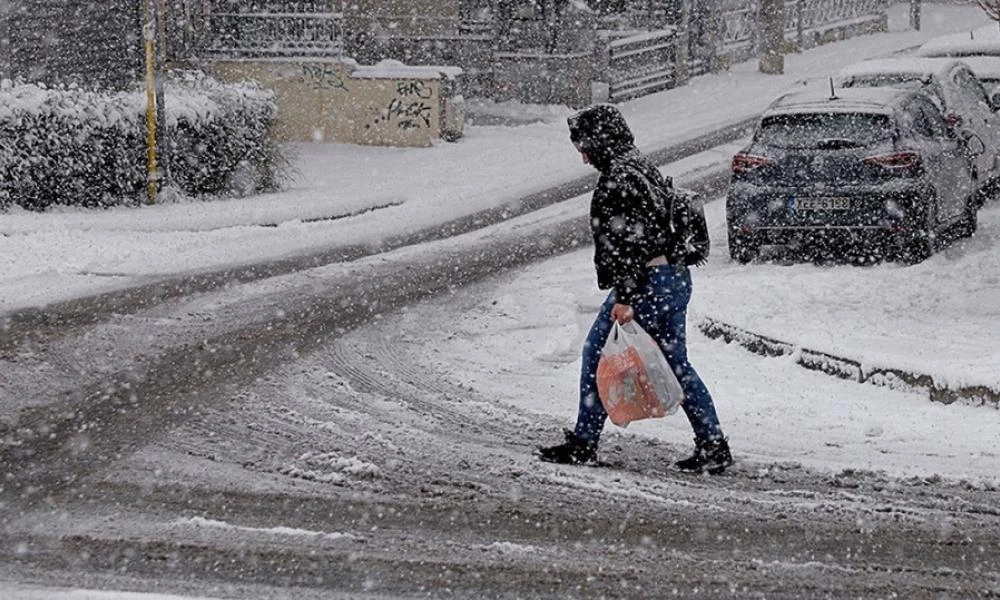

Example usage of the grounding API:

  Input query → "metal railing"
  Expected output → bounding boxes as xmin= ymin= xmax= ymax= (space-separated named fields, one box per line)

xmin=721 ymin=0 xmax=758 ymax=49
xmin=202 ymin=10 xmax=345 ymax=57
xmin=170 ymin=0 xmax=894 ymax=104
xmin=720 ymin=0 xmax=891 ymax=51
xmin=800 ymin=0 xmax=892 ymax=30
xmin=607 ymin=29 xmax=678 ymax=103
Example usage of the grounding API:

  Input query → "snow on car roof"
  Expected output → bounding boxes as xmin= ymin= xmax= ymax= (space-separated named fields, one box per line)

xmin=917 ymin=24 xmax=1000 ymax=57
xmin=764 ymin=86 xmax=904 ymax=117
xmin=837 ymin=57 xmax=962 ymax=80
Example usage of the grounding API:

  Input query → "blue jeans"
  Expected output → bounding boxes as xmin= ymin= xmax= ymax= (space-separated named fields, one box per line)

xmin=574 ymin=265 xmax=724 ymax=446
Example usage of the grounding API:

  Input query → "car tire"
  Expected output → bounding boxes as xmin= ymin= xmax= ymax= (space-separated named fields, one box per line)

xmin=954 ymin=199 xmax=978 ymax=239
xmin=970 ymin=180 xmax=994 ymax=211
xmin=897 ymin=198 xmax=937 ymax=264
xmin=728 ymin=230 xmax=760 ymax=264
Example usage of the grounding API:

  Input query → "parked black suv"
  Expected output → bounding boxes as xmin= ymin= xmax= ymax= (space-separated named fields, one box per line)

xmin=727 ymin=85 xmax=978 ymax=263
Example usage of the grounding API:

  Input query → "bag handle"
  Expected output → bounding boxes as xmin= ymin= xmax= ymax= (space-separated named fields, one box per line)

xmin=610 ymin=320 xmax=642 ymax=341
xmin=609 ymin=321 xmax=622 ymax=342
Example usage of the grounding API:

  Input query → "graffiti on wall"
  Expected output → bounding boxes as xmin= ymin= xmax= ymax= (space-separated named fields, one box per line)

xmin=301 ymin=63 xmax=348 ymax=91
xmin=374 ymin=80 xmax=436 ymax=130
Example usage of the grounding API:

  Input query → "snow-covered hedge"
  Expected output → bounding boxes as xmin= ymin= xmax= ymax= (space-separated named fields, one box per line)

xmin=0 ymin=72 xmax=280 ymax=210
xmin=165 ymin=71 xmax=281 ymax=198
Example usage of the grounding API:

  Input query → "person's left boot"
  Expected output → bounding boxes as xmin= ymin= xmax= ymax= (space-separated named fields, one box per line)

xmin=537 ymin=429 xmax=598 ymax=465
xmin=675 ymin=437 xmax=733 ymax=475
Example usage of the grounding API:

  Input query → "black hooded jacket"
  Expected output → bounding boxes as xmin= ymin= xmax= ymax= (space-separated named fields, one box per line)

xmin=568 ymin=104 xmax=677 ymax=304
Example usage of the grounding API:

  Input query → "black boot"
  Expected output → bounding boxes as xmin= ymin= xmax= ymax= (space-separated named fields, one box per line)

xmin=675 ymin=437 xmax=733 ymax=475
xmin=538 ymin=429 xmax=598 ymax=465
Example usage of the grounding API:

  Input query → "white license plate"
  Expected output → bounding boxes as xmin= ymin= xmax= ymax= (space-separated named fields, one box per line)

xmin=795 ymin=197 xmax=851 ymax=210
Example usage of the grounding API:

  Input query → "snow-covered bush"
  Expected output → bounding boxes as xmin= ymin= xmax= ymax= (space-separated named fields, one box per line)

xmin=0 ymin=72 xmax=280 ymax=210
xmin=165 ymin=71 xmax=282 ymax=198
xmin=0 ymin=82 xmax=145 ymax=209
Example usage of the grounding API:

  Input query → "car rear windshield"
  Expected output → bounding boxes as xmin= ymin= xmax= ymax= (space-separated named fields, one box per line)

xmin=757 ymin=113 xmax=893 ymax=149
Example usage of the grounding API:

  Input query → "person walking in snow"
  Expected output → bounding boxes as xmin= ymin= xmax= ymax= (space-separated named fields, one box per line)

xmin=537 ymin=104 xmax=733 ymax=474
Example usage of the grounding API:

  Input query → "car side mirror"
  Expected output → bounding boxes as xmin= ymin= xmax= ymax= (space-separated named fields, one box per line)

xmin=955 ymin=127 xmax=987 ymax=155
xmin=991 ymin=90 xmax=1000 ymax=111
xmin=943 ymin=113 xmax=964 ymax=127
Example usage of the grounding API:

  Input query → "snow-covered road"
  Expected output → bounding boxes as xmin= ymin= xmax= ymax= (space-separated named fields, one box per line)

xmin=2 ymin=4 xmax=998 ymax=598
xmin=2 ymin=182 xmax=998 ymax=597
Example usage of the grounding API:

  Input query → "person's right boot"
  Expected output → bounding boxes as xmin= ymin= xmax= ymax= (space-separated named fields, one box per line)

xmin=675 ymin=437 xmax=733 ymax=475
xmin=537 ymin=429 xmax=598 ymax=465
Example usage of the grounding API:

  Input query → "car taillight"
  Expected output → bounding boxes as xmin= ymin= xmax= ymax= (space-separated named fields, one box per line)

xmin=943 ymin=113 xmax=963 ymax=127
xmin=863 ymin=151 xmax=922 ymax=172
xmin=731 ymin=153 xmax=774 ymax=174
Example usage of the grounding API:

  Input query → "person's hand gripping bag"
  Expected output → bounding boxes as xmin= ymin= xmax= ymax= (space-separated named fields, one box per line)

xmin=596 ymin=321 xmax=683 ymax=427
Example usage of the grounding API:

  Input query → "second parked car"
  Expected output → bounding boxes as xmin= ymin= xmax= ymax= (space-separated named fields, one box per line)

xmin=916 ymin=27 xmax=1000 ymax=106
xmin=836 ymin=57 xmax=1000 ymax=195
xmin=727 ymin=86 xmax=977 ymax=263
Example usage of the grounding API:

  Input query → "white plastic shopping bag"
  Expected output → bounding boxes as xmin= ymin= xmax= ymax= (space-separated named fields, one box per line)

xmin=596 ymin=321 xmax=683 ymax=427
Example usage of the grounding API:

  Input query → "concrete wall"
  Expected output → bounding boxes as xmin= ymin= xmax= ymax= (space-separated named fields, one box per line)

xmin=210 ymin=59 xmax=464 ymax=147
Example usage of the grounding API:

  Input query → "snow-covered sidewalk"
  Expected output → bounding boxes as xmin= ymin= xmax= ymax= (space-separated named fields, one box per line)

xmin=0 ymin=3 xmax=991 ymax=315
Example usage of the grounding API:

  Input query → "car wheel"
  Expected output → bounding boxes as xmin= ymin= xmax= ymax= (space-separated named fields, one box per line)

xmin=972 ymin=184 xmax=988 ymax=210
xmin=728 ymin=230 xmax=760 ymax=264
xmin=954 ymin=199 xmax=978 ymax=239
xmin=896 ymin=199 xmax=937 ymax=264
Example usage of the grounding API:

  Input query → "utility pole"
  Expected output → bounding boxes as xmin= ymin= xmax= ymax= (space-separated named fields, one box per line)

xmin=758 ymin=0 xmax=784 ymax=74
xmin=155 ymin=0 xmax=171 ymax=193
xmin=143 ymin=0 xmax=159 ymax=204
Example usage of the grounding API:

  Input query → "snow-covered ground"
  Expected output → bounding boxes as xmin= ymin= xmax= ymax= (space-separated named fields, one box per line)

xmin=3 ymin=0 xmax=996 ymax=491
xmin=3 ymin=4 xmax=1000 ymax=598
xmin=414 ymin=239 xmax=1000 ymax=482
xmin=0 ymin=586 xmax=227 ymax=600
xmin=0 ymin=3 xmax=991 ymax=313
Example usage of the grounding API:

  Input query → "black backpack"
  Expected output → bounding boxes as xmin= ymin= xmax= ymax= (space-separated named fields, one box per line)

xmin=629 ymin=167 xmax=711 ymax=267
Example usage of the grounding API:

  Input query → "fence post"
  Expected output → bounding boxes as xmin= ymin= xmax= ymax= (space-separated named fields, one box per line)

xmin=910 ymin=0 xmax=921 ymax=31
xmin=493 ymin=0 xmax=515 ymax=52
xmin=758 ymin=0 xmax=784 ymax=74
xmin=591 ymin=32 xmax=610 ymax=103
xmin=702 ymin=0 xmax=723 ymax=72
xmin=675 ymin=0 xmax=691 ymax=85
xmin=796 ymin=0 xmax=804 ymax=51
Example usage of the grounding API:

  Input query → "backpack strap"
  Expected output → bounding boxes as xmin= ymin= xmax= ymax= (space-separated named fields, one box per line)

xmin=622 ymin=163 xmax=678 ymax=233
xmin=622 ymin=162 xmax=711 ymax=267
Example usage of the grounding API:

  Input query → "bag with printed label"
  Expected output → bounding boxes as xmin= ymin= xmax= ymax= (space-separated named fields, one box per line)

xmin=596 ymin=321 xmax=684 ymax=427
